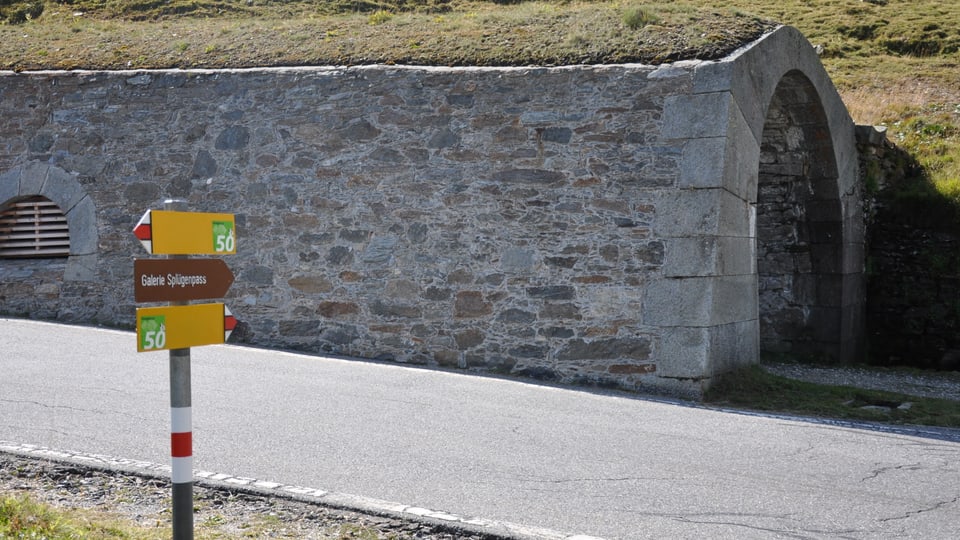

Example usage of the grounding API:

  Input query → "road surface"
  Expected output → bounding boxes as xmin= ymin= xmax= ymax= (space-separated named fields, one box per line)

xmin=2 ymin=318 xmax=959 ymax=539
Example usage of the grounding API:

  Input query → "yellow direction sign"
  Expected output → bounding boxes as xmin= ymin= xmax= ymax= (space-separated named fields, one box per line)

xmin=133 ymin=210 xmax=236 ymax=255
xmin=136 ymin=303 xmax=237 ymax=352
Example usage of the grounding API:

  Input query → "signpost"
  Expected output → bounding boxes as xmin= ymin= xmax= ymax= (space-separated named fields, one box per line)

xmin=133 ymin=200 xmax=237 ymax=540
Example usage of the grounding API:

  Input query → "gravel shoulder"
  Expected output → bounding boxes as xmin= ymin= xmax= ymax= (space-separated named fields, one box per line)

xmin=762 ymin=362 xmax=960 ymax=402
xmin=0 ymin=451 xmax=495 ymax=539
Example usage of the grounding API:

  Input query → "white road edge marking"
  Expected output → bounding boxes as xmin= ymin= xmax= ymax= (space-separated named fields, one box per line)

xmin=0 ymin=441 xmax=606 ymax=540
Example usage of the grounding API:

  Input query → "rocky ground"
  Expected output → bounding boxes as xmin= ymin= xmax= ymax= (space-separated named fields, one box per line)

xmin=762 ymin=362 xmax=960 ymax=402
xmin=0 ymin=452 xmax=492 ymax=539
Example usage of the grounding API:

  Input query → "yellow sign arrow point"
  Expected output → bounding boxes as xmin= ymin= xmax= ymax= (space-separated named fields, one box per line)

xmin=136 ymin=303 xmax=235 ymax=352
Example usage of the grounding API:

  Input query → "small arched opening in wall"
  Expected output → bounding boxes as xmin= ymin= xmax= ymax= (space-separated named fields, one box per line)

xmin=0 ymin=162 xmax=98 ymax=306
xmin=755 ymin=70 xmax=844 ymax=363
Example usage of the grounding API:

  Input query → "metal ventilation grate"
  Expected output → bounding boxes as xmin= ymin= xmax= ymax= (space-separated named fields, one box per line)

xmin=0 ymin=196 xmax=71 ymax=259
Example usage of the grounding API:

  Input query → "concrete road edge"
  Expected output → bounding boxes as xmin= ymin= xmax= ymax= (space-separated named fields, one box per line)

xmin=0 ymin=441 xmax=605 ymax=540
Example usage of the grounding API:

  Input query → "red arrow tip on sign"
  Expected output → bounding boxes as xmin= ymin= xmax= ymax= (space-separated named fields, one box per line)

xmin=133 ymin=223 xmax=152 ymax=241
xmin=133 ymin=209 xmax=154 ymax=254
xmin=224 ymin=305 xmax=237 ymax=343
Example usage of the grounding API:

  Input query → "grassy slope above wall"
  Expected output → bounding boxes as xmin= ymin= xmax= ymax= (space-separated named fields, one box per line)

xmin=0 ymin=1 xmax=776 ymax=68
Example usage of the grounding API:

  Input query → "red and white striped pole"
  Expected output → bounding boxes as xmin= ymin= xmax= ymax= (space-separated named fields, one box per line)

xmin=170 ymin=347 xmax=193 ymax=539
xmin=170 ymin=405 xmax=192 ymax=482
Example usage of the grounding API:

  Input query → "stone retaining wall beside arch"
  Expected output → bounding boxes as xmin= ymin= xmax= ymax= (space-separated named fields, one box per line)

xmin=0 ymin=26 xmax=863 ymax=397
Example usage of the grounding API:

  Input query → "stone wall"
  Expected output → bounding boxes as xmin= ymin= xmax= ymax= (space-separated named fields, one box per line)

xmin=0 ymin=64 xmax=691 ymax=392
xmin=858 ymin=126 xmax=960 ymax=370
xmin=0 ymin=26 xmax=864 ymax=396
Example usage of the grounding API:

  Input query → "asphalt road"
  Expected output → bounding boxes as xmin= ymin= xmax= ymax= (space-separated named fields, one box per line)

xmin=2 ymin=318 xmax=959 ymax=539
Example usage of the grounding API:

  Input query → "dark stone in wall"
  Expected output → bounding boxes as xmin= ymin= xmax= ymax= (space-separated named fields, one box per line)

xmin=636 ymin=241 xmax=665 ymax=266
xmin=541 ymin=127 xmax=572 ymax=144
xmin=317 ymin=301 xmax=360 ymax=318
xmin=243 ymin=265 xmax=275 ymax=285
xmin=407 ymin=222 xmax=428 ymax=244
xmin=280 ymin=319 xmax=319 ymax=336
xmin=542 ymin=326 xmax=575 ymax=339
xmin=513 ymin=366 xmax=559 ymax=381
xmin=527 ymin=286 xmax=575 ymax=300
xmin=191 ymin=150 xmax=218 ymax=178
xmin=557 ymin=337 xmax=652 ymax=361
xmin=428 ymin=129 xmax=460 ymax=149
xmin=497 ymin=308 xmax=537 ymax=324
xmin=454 ymin=291 xmax=492 ymax=318
xmin=492 ymin=169 xmax=565 ymax=185
xmin=215 ymin=126 xmax=250 ymax=150
xmin=446 ymin=94 xmax=475 ymax=108
xmin=327 ymin=246 xmax=353 ymax=265
xmin=370 ymin=301 xmax=422 ymax=319
xmin=362 ymin=236 xmax=397 ymax=265
xmin=340 ymin=229 xmax=371 ymax=243
xmin=545 ymin=257 xmax=577 ymax=269
xmin=28 ymin=133 xmax=55 ymax=153
xmin=340 ymin=120 xmax=380 ymax=141
xmin=321 ymin=324 xmax=360 ymax=346
xmin=455 ymin=328 xmax=484 ymax=350
xmin=540 ymin=303 xmax=581 ymax=320
xmin=509 ymin=344 xmax=549 ymax=358
xmin=423 ymin=287 xmax=452 ymax=301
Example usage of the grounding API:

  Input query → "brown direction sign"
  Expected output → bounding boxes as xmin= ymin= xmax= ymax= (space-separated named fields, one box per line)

xmin=134 ymin=258 xmax=235 ymax=303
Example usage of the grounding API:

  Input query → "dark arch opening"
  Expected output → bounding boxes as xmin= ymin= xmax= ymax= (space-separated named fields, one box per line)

xmin=756 ymin=70 xmax=844 ymax=363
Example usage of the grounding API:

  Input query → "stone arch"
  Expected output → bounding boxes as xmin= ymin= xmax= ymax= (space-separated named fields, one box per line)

xmin=726 ymin=26 xmax=865 ymax=365
xmin=658 ymin=26 xmax=865 ymax=386
xmin=756 ymin=70 xmax=845 ymax=361
xmin=0 ymin=161 xmax=98 ymax=281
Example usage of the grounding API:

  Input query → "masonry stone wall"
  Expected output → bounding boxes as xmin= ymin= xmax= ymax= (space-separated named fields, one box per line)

xmin=0 ymin=26 xmax=864 ymax=397
xmin=857 ymin=126 xmax=960 ymax=370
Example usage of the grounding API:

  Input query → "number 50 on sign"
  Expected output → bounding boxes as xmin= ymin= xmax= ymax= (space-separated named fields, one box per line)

xmin=139 ymin=315 xmax=167 ymax=350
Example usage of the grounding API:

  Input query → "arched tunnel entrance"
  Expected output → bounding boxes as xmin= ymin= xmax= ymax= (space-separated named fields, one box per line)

xmin=756 ymin=70 xmax=845 ymax=363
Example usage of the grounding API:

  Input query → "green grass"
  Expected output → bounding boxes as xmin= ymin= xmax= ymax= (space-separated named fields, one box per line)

xmin=622 ymin=5 xmax=659 ymax=30
xmin=0 ymin=491 xmax=404 ymax=539
xmin=705 ymin=365 xmax=960 ymax=428
xmin=0 ymin=492 xmax=156 ymax=539
xmin=883 ymin=106 xmax=960 ymax=223
xmin=712 ymin=1 xmax=960 ymax=214
xmin=0 ymin=2 xmax=776 ymax=69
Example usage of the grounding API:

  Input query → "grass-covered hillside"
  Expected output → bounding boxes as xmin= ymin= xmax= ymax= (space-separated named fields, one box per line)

xmin=0 ymin=1 xmax=776 ymax=68
xmin=0 ymin=0 xmax=958 ymax=201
